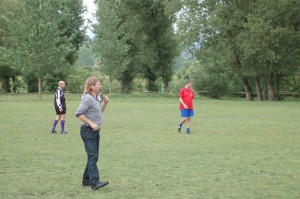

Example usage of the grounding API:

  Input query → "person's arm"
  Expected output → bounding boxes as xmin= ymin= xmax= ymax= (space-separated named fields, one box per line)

xmin=179 ymin=88 xmax=188 ymax=109
xmin=78 ymin=115 xmax=99 ymax=131
xmin=55 ymin=89 xmax=63 ymax=112
xmin=75 ymin=96 xmax=99 ymax=130
xmin=75 ymin=96 xmax=99 ymax=128
xmin=179 ymin=97 xmax=188 ymax=109
xmin=101 ymin=95 xmax=109 ymax=113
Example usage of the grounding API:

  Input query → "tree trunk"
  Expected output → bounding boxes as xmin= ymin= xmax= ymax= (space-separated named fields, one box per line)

xmin=11 ymin=76 xmax=18 ymax=93
xmin=262 ymin=78 xmax=268 ymax=100
xmin=274 ymin=72 xmax=279 ymax=99
xmin=232 ymin=50 xmax=253 ymax=100
xmin=120 ymin=80 xmax=125 ymax=93
xmin=0 ymin=77 xmax=8 ymax=93
xmin=267 ymin=77 xmax=275 ymax=100
xmin=38 ymin=76 xmax=42 ymax=100
xmin=267 ymin=72 xmax=278 ymax=101
xmin=163 ymin=81 xmax=169 ymax=92
xmin=241 ymin=77 xmax=253 ymax=101
xmin=254 ymin=76 xmax=263 ymax=100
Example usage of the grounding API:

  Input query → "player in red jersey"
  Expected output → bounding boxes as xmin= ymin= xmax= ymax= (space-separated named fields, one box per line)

xmin=178 ymin=80 xmax=194 ymax=134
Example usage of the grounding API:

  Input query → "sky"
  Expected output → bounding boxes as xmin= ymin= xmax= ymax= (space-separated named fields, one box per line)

xmin=82 ymin=0 xmax=96 ymax=38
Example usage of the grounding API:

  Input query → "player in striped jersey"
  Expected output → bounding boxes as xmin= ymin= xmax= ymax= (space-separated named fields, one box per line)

xmin=51 ymin=81 xmax=68 ymax=134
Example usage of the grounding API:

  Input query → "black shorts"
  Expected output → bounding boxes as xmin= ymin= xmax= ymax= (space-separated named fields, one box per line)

xmin=55 ymin=105 xmax=66 ymax=115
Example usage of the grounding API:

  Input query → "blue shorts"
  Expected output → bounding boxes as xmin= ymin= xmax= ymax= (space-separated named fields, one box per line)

xmin=180 ymin=109 xmax=194 ymax=117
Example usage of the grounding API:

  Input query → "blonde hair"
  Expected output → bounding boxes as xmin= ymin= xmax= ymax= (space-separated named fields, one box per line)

xmin=84 ymin=77 xmax=99 ymax=94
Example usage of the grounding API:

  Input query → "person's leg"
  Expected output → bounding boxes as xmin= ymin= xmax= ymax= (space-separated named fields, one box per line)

xmin=82 ymin=163 xmax=89 ymax=186
xmin=84 ymin=130 xmax=100 ymax=188
xmin=178 ymin=109 xmax=188 ymax=132
xmin=90 ymin=131 xmax=108 ymax=190
xmin=186 ymin=110 xmax=194 ymax=134
xmin=80 ymin=127 xmax=89 ymax=186
xmin=179 ymin=118 xmax=187 ymax=125
xmin=51 ymin=115 xmax=61 ymax=133
xmin=186 ymin=117 xmax=191 ymax=134
xmin=56 ymin=115 xmax=61 ymax=120
xmin=178 ymin=118 xmax=187 ymax=132
xmin=60 ymin=114 xmax=67 ymax=133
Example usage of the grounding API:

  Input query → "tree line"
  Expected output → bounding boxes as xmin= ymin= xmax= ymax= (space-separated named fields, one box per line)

xmin=177 ymin=0 xmax=300 ymax=100
xmin=0 ymin=0 xmax=299 ymax=100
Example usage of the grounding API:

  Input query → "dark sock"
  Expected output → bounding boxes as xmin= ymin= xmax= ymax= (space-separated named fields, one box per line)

xmin=51 ymin=120 xmax=58 ymax=131
xmin=61 ymin=120 xmax=65 ymax=131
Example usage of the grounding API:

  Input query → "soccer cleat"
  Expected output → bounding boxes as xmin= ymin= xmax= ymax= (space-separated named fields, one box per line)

xmin=186 ymin=130 xmax=191 ymax=134
xmin=92 ymin=181 xmax=109 ymax=190
xmin=178 ymin=124 xmax=182 ymax=133
xmin=51 ymin=130 xmax=57 ymax=134
xmin=61 ymin=130 xmax=68 ymax=134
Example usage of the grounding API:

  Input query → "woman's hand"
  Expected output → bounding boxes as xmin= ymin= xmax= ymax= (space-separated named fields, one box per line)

xmin=103 ymin=95 xmax=109 ymax=104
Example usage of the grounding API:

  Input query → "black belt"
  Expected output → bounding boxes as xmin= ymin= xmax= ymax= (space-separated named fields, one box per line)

xmin=81 ymin=125 xmax=99 ymax=132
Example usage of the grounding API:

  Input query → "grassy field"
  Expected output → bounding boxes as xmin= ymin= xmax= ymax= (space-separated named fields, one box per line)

xmin=0 ymin=94 xmax=299 ymax=199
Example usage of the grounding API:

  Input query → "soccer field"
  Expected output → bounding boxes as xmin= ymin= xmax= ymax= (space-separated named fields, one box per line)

xmin=0 ymin=94 xmax=299 ymax=199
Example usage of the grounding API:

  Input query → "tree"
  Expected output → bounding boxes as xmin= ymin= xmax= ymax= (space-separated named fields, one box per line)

xmin=6 ymin=0 xmax=79 ymax=98
xmin=126 ymin=0 xmax=178 ymax=92
xmin=58 ymin=0 xmax=86 ymax=65
xmin=93 ymin=0 xmax=179 ymax=93
xmin=42 ymin=0 xmax=86 ymax=91
xmin=0 ymin=0 xmax=19 ymax=93
xmin=93 ymin=0 xmax=131 ymax=94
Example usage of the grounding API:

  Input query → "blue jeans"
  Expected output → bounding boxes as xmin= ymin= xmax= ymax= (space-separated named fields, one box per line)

xmin=80 ymin=126 xmax=100 ymax=187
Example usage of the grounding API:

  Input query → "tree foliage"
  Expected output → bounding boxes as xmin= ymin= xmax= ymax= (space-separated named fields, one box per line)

xmin=93 ymin=0 xmax=179 ymax=92
xmin=5 ymin=0 xmax=85 ymax=95
xmin=0 ymin=0 xmax=19 ymax=92
xmin=178 ymin=0 xmax=300 ymax=100
xmin=93 ymin=0 xmax=131 ymax=93
xmin=58 ymin=0 xmax=86 ymax=66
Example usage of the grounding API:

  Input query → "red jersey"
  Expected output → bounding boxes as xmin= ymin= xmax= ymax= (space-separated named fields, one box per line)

xmin=179 ymin=87 xmax=194 ymax=110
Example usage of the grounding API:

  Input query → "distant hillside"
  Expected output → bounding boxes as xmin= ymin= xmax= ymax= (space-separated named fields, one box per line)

xmin=173 ymin=51 xmax=196 ymax=71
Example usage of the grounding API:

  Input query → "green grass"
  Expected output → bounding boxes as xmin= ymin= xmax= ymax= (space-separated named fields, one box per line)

xmin=0 ymin=94 xmax=299 ymax=199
